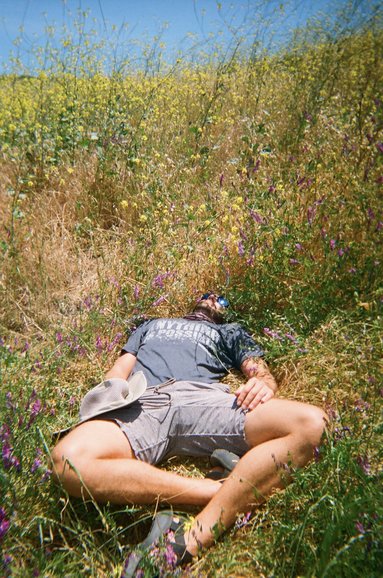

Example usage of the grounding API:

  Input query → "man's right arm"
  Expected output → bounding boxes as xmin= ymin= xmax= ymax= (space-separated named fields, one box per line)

xmin=104 ymin=352 xmax=137 ymax=380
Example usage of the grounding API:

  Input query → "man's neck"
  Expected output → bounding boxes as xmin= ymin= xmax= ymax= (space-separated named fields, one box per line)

xmin=183 ymin=311 xmax=219 ymax=324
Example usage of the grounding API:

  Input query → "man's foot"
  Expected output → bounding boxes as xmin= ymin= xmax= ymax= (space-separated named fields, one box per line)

xmin=205 ymin=449 xmax=240 ymax=481
xmin=122 ymin=510 xmax=193 ymax=577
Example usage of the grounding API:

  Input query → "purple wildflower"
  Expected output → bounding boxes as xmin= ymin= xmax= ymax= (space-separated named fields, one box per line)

xmin=31 ymin=399 xmax=42 ymax=418
xmin=338 ymin=248 xmax=344 ymax=257
xmin=152 ymin=295 xmax=167 ymax=307
xmin=2 ymin=554 xmax=12 ymax=568
xmin=249 ymin=210 xmax=264 ymax=224
xmin=31 ymin=458 xmax=42 ymax=473
xmin=297 ymin=176 xmax=305 ymax=187
xmin=333 ymin=426 xmax=351 ymax=441
xmin=27 ymin=398 xmax=43 ymax=429
xmin=164 ymin=542 xmax=177 ymax=568
xmin=0 ymin=337 xmax=4 ymax=347
xmin=355 ymin=520 xmax=366 ymax=534
xmin=40 ymin=469 xmax=52 ymax=483
xmin=354 ymin=398 xmax=371 ymax=412
xmin=2 ymin=442 xmax=21 ymax=471
xmin=263 ymin=328 xmax=283 ymax=340
xmin=307 ymin=206 xmax=316 ymax=225
xmin=0 ymin=508 xmax=10 ymax=542
xmin=295 ymin=243 xmax=303 ymax=251
xmin=357 ymin=455 xmax=371 ymax=475
xmin=83 ymin=296 xmax=93 ymax=310
xmin=153 ymin=274 xmax=165 ymax=288
xmin=376 ymin=142 xmax=383 ymax=154
xmin=153 ymin=271 xmax=174 ymax=289
xmin=133 ymin=285 xmax=140 ymax=299
xmin=96 ymin=336 xmax=104 ymax=353
xmin=33 ymin=359 xmax=42 ymax=371
xmin=108 ymin=332 xmax=123 ymax=352
xmin=109 ymin=276 xmax=120 ymax=289
xmin=285 ymin=333 xmax=298 ymax=343
xmin=0 ymin=425 xmax=10 ymax=442
xmin=5 ymin=393 xmax=14 ymax=411
xmin=238 ymin=241 xmax=245 ymax=256
xmin=330 ymin=239 xmax=336 ymax=250
xmin=235 ymin=511 xmax=252 ymax=529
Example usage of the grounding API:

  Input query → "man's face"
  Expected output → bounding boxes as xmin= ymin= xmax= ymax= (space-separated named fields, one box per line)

xmin=193 ymin=293 xmax=229 ymax=323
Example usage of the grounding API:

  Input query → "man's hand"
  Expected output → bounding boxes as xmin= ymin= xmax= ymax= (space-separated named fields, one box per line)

xmin=235 ymin=378 xmax=275 ymax=410
xmin=238 ymin=357 xmax=278 ymax=411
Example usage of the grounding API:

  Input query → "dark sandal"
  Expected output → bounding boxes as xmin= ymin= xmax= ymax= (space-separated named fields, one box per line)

xmin=206 ymin=449 xmax=240 ymax=481
xmin=122 ymin=510 xmax=192 ymax=577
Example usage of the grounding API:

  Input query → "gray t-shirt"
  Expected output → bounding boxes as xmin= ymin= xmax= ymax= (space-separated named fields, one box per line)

xmin=121 ymin=317 xmax=264 ymax=387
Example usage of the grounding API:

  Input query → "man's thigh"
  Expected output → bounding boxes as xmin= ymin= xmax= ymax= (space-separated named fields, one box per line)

xmin=52 ymin=419 xmax=136 ymax=465
xmin=244 ymin=398 xmax=325 ymax=448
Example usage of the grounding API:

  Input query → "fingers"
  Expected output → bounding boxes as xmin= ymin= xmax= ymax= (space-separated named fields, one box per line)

xmin=235 ymin=378 xmax=274 ymax=410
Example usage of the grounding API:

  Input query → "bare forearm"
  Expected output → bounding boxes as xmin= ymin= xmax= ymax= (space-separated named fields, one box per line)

xmin=104 ymin=352 xmax=137 ymax=380
xmin=241 ymin=357 xmax=278 ymax=393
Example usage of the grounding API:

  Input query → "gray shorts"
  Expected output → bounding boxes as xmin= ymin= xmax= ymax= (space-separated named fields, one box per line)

xmin=98 ymin=380 xmax=250 ymax=465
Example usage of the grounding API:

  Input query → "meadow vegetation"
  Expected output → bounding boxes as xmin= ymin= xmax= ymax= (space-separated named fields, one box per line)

xmin=0 ymin=5 xmax=382 ymax=577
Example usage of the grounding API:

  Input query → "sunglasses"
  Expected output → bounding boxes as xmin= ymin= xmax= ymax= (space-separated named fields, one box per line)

xmin=201 ymin=292 xmax=230 ymax=308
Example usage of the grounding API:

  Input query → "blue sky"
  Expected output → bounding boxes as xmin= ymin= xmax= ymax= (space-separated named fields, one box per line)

xmin=0 ymin=0 xmax=374 ymax=72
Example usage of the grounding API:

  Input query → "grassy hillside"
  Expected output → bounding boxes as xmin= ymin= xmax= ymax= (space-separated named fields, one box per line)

xmin=0 ymin=12 xmax=382 ymax=577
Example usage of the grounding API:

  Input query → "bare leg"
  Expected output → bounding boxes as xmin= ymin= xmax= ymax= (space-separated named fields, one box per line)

xmin=52 ymin=401 xmax=327 ymax=558
xmin=51 ymin=420 xmax=220 ymax=506
xmin=185 ymin=399 xmax=328 ymax=554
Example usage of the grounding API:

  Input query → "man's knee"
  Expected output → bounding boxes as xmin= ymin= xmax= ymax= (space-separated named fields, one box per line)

xmin=295 ymin=405 xmax=328 ymax=447
xmin=51 ymin=420 xmax=135 ymax=488
xmin=50 ymin=435 xmax=87 ymax=481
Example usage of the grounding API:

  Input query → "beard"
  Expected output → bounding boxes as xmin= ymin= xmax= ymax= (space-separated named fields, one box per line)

xmin=192 ymin=301 xmax=225 ymax=324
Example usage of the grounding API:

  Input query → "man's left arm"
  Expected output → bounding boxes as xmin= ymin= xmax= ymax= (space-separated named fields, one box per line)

xmin=235 ymin=357 xmax=278 ymax=411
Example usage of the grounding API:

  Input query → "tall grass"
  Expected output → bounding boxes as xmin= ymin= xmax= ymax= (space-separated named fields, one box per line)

xmin=0 ymin=4 xmax=382 ymax=577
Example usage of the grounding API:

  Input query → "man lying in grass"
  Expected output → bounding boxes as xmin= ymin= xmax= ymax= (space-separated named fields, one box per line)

xmin=51 ymin=292 xmax=328 ymax=574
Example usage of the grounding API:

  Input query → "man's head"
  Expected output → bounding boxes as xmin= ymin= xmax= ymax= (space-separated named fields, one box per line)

xmin=193 ymin=292 xmax=230 ymax=323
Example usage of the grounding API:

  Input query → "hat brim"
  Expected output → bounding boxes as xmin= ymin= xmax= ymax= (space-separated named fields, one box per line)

xmin=52 ymin=371 xmax=147 ymax=441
